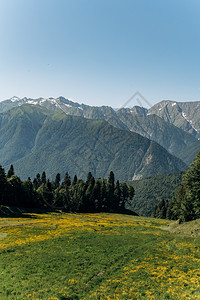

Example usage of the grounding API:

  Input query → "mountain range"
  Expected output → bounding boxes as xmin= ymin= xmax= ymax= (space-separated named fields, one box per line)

xmin=0 ymin=102 xmax=187 ymax=181
xmin=0 ymin=96 xmax=199 ymax=180
xmin=1 ymin=96 xmax=200 ymax=165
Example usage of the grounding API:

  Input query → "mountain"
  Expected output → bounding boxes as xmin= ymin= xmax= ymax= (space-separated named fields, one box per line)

xmin=148 ymin=100 xmax=200 ymax=139
xmin=0 ymin=96 xmax=199 ymax=165
xmin=0 ymin=105 xmax=186 ymax=180
xmin=115 ymin=108 xmax=197 ymax=159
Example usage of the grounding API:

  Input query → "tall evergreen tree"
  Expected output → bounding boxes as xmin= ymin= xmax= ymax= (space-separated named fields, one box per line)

xmin=7 ymin=175 xmax=22 ymax=206
xmin=85 ymin=176 xmax=95 ymax=212
xmin=182 ymin=150 xmax=200 ymax=220
xmin=21 ymin=178 xmax=34 ymax=208
xmin=7 ymin=164 xmax=15 ymax=178
xmin=101 ymin=179 xmax=107 ymax=211
xmin=0 ymin=164 xmax=7 ymax=204
xmin=86 ymin=172 xmax=94 ymax=186
xmin=41 ymin=171 xmax=47 ymax=184
xmin=72 ymin=174 xmax=77 ymax=185
xmin=170 ymin=150 xmax=200 ymax=221
xmin=107 ymin=171 xmax=115 ymax=210
xmin=54 ymin=173 xmax=61 ymax=189
xmin=33 ymin=173 xmax=41 ymax=190
xmin=120 ymin=182 xmax=129 ymax=209
xmin=62 ymin=172 xmax=71 ymax=188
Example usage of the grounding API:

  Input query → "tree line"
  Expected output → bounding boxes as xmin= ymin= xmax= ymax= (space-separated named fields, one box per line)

xmin=0 ymin=165 xmax=135 ymax=213
xmin=152 ymin=150 xmax=200 ymax=222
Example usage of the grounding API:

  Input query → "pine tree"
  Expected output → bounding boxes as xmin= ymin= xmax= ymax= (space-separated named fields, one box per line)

xmin=41 ymin=171 xmax=47 ymax=184
xmin=62 ymin=172 xmax=71 ymax=188
xmin=86 ymin=172 xmax=94 ymax=186
xmin=93 ymin=179 xmax=102 ymax=211
xmin=101 ymin=179 xmax=107 ymax=211
xmin=72 ymin=175 xmax=77 ymax=185
xmin=0 ymin=164 xmax=7 ymax=204
xmin=22 ymin=178 xmax=34 ymax=208
xmin=85 ymin=175 xmax=95 ymax=212
xmin=128 ymin=185 xmax=135 ymax=204
xmin=33 ymin=173 xmax=41 ymax=190
xmin=107 ymin=171 xmax=115 ymax=210
xmin=7 ymin=165 xmax=15 ymax=178
xmin=7 ymin=175 xmax=22 ymax=206
xmin=54 ymin=173 xmax=61 ymax=189
xmin=170 ymin=150 xmax=200 ymax=221
xmin=120 ymin=182 xmax=129 ymax=209
xmin=180 ymin=150 xmax=200 ymax=220
xmin=76 ymin=180 xmax=87 ymax=212
xmin=108 ymin=171 xmax=115 ymax=189
xmin=114 ymin=180 xmax=121 ymax=209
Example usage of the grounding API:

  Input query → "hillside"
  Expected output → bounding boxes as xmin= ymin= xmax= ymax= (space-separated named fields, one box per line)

xmin=178 ymin=140 xmax=200 ymax=165
xmin=1 ymin=212 xmax=200 ymax=299
xmin=128 ymin=172 xmax=183 ymax=216
xmin=0 ymin=105 xmax=186 ymax=180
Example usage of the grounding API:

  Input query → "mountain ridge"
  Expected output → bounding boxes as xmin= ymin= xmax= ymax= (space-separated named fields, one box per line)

xmin=0 ymin=96 xmax=199 ymax=164
xmin=0 ymin=104 xmax=186 ymax=180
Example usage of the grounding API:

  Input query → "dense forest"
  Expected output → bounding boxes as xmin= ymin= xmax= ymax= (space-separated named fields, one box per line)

xmin=153 ymin=150 xmax=200 ymax=222
xmin=0 ymin=165 xmax=135 ymax=214
xmin=127 ymin=172 xmax=183 ymax=216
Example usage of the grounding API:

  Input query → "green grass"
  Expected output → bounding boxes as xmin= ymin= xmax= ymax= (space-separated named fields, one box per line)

xmin=0 ymin=213 xmax=200 ymax=299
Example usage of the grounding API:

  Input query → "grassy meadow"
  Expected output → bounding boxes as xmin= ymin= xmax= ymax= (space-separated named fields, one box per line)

xmin=0 ymin=212 xmax=200 ymax=299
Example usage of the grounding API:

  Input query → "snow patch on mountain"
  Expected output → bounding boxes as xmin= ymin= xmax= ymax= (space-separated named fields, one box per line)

xmin=10 ymin=96 xmax=20 ymax=102
xmin=181 ymin=111 xmax=199 ymax=133
xmin=39 ymin=99 xmax=47 ymax=103
xmin=27 ymin=100 xmax=37 ymax=105
xmin=64 ymin=103 xmax=73 ymax=108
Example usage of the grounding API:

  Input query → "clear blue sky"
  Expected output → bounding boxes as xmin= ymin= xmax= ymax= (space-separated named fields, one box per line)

xmin=0 ymin=0 xmax=200 ymax=108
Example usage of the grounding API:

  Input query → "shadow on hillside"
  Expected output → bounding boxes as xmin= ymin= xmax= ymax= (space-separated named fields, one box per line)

xmin=112 ymin=208 xmax=139 ymax=216
xmin=0 ymin=206 xmax=139 ymax=218
xmin=0 ymin=206 xmax=55 ymax=219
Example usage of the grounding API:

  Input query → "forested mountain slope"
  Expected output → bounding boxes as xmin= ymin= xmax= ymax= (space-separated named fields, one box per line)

xmin=0 ymin=105 xmax=186 ymax=180
xmin=0 ymin=96 xmax=199 ymax=165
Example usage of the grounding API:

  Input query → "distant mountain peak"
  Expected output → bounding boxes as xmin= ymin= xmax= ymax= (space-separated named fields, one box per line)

xmin=130 ymin=106 xmax=148 ymax=116
xmin=10 ymin=96 xmax=20 ymax=102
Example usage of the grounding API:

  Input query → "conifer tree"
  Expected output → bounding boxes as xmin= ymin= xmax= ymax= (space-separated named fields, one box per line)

xmin=120 ymin=182 xmax=129 ymax=209
xmin=33 ymin=173 xmax=41 ymax=190
xmin=101 ymin=179 xmax=107 ymax=211
xmin=170 ymin=150 xmax=200 ymax=221
xmin=62 ymin=172 xmax=71 ymax=188
xmin=7 ymin=175 xmax=22 ymax=206
xmin=107 ymin=171 xmax=115 ymax=210
xmin=54 ymin=173 xmax=61 ymax=189
xmin=0 ymin=164 xmax=7 ymax=204
xmin=114 ymin=180 xmax=121 ymax=209
xmin=182 ymin=150 xmax=200 ymax=220
xmin=93 ymin=179 xmax=102 ymax=211
xmin=86 ymin=172 xmax=94 ymax=186
xmin=7 ymin=164 xmax=15 ymax=178
xmin=72 ymin=174 xmax=77 ymax=185
xmin=41 ymin=171 xmax=47 ymax=184
xmin=22 ymin=178 xmax=34 ymax=207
